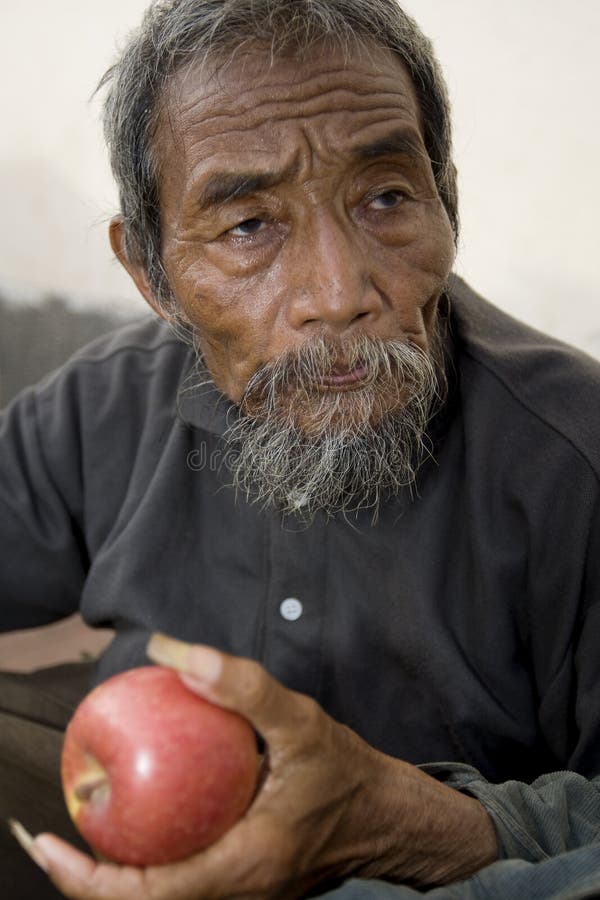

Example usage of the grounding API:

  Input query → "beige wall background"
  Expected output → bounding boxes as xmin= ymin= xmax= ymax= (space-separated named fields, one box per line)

xmin=1 ymin=1 xmax=599 ymax=355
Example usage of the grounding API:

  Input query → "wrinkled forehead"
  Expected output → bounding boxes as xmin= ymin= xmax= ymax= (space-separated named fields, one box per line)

xmin=152 ymin=39 xmax=425 ymax=173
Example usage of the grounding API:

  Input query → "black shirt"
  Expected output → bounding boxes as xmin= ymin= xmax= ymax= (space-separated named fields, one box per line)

xmin=2 ymin=275 xmax=600 ymax=792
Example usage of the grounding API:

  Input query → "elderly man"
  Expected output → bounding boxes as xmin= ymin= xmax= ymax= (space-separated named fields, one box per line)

xmin=2 ymin=1 xmax=600 ymax=898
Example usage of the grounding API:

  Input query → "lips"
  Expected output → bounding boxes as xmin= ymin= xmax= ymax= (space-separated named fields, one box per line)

xmin=319 ymin=364 xmax=368 ymax=388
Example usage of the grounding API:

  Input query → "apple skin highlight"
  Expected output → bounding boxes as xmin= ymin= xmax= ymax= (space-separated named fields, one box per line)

xmin=61 ymin=666 xmax=259 ymax=866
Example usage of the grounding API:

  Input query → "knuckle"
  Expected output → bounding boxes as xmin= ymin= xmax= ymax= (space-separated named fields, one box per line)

xmin=289 ymin=692 xmax=324 ymax=735
xmin=236 ymin=659 xmax=271 ymax=712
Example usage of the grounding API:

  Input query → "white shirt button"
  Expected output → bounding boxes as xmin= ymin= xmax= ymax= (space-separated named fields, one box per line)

xmin=279 ymin=597 xmax=303 ymax=621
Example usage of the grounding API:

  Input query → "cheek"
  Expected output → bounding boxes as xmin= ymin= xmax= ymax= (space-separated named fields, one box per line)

xmin=167 ymin=245 xmax=265 ymax=336
xmin=416 ymin=209 xmax=456 ymax=279
xmin=165 ymin=249 xmax=283 ymax=394
xmin=374 ymin=206 xmax=455 ymax=297
xmin=397 ymin=202 xmax=455 ymax=272
xmin=365 ymin=210 xmax=454 ymax=348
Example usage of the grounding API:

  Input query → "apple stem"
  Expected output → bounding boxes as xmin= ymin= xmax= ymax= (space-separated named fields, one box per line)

xmin=74 ymin=776 xmax=110 ymax=806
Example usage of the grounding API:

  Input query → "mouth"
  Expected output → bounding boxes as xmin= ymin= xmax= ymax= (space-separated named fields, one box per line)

xmin=319 ymin=364 xmax=369 ymax=389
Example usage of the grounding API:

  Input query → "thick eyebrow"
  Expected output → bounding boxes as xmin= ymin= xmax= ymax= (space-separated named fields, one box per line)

xmin=196 ymin=166 xmax=296 ymax=212
xmin=351 ymin=128 xmax=427 ymax=164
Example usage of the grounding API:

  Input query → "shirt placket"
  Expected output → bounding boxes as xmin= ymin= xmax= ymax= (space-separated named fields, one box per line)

xmin=259 ymin=511 xmax=327 ymax=699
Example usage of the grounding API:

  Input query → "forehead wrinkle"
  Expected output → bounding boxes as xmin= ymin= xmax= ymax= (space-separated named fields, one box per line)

xmin=174 ymin=113 xmax=429 ymax=216
xmin=169 ymin=58 xmax=419 ymax=137
xmin=173 ymin=54 xmax=416 ymax=112
xmin=178 ymin=109 xmax=423 ymax=199
xmin=178 ymin=86 xmax=417 ymax=136
xmin=157 ymin=44 xmax=424 ymax=175
xmin=158 ymin=52 xmax=428 ymax=216
xmin=208 ymin=78 xmax=414 ymax=116
xmin=173 ymin=98 xmax=421 ymax=166
xmin=180 ymin=107 xmax=417 ymax=151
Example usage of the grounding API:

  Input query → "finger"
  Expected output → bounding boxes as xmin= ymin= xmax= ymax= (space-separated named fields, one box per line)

xmin=36 ymin=822 xmax=295 ymax=900
xmin=142 ymin=809 xmax=297 ymax=900
xmin=32 ymin=833 xmax=150 ymax=900
xmin=146 ymin=633 xmax=321 ymax=743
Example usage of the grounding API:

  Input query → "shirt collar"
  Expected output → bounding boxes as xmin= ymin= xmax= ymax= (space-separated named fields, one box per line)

xmin=177 ymin=368 xmax=240 ymax=435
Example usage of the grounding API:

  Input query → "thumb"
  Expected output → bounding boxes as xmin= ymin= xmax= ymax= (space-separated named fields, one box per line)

xmin=146 ymin=632 xmax=304 ymax=741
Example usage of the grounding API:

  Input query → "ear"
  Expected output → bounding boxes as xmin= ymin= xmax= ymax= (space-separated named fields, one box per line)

xmin=109 ymin=216 xmax=169 ymax=322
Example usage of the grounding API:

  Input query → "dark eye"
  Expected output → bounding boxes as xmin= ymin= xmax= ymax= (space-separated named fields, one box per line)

xmin=228 ymin=218 xmax=266 ymax=237
xmin=369 ymin=190 xmax=406 ymax=210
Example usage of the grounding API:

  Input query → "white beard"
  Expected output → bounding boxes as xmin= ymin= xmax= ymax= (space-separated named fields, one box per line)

xmin=216 ymin=328 xmax=447 ymax=522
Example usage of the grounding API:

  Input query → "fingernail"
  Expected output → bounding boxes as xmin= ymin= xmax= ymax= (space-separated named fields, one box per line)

xmin=146 ymin=632 xmax=192 ymax=671
xmin=147 ymin=633 xmax=222 ymax=684
xmin=9 ymin=819 xmax=49 ymax=873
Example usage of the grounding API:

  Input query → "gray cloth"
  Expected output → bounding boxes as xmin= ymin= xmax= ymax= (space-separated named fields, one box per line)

xmin=2 ymin=275 xmax=600 ymax=882
xmin=421 ymin=763 xmax=600 ymax=861
xmin=322 ymin=848 xmax=600 ymax=899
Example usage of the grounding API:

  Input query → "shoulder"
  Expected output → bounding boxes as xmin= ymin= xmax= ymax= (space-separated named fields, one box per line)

xmin=448 ymin=275 xmax=600 ymax=478
xmin=11 ymin=316 xmax=195 ymax=453
xmin=31 ymin=315 xmax=192 ymax=405
xmin=55 ymin=315 xmax=190 ymax=376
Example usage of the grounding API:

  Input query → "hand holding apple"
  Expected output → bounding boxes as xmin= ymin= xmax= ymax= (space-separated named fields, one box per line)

xmin=61 ymin=665 xmax=259 ymax=865
xmin=19 ymin=635 xmax=496 ymax=900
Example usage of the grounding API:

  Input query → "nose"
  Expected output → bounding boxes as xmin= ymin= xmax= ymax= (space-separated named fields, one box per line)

xmin=287 ymin=212 xmax=383 ymax=335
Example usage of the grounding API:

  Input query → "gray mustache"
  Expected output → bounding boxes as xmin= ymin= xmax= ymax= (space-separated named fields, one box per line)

xmin=221 ymin=327 xmax=448 ymax=523
xmin=240 ymin=335 xmax=437 ymax=415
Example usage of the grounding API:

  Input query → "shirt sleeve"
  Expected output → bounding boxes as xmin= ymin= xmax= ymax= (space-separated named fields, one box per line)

xmin=320 ymin=847 xmax=600 ymax=899
xmin=0 ymin=377 xmax=87 ymax=630
xmin=421 ymin=762 xmax=600 ymax=861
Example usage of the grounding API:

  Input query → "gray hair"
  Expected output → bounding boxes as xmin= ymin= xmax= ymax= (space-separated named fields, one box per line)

xmin=99 ymin=0 xmax=458 ymax=312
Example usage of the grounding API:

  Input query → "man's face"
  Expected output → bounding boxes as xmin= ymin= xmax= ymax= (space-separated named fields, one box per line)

xmin=140 ymin=41 xmax=456 ymax=518
xmin=156 ymin=42 xmax=456 ymax=408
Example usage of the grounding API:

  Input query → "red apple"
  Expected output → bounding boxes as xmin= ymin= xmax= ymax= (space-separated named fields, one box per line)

xmin=61 ymin=665 xmax=258 ymax=866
